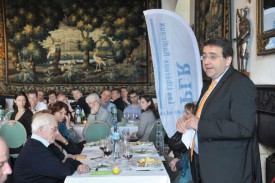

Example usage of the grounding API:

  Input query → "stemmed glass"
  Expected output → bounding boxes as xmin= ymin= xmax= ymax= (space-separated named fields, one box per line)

xmin=99 ymin=139 xmax=108 ymax=158
xmin=103 ymin=143 xmax=113 ymax=158
xmin=123 ymin=145 xmax=133 ymax=168
xmin=99 ymin=139 xmax=107 ymax=151
xmin=134 ymin=113 xmax=138 ymax=120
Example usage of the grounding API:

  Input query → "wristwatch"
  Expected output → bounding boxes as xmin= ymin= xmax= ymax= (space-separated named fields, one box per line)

xmin=64 ymin=140 xmax=69 ymax=146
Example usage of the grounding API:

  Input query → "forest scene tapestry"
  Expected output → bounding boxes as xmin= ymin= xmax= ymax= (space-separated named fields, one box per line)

xmin=1 ymin=0 xmax=159 ymax=94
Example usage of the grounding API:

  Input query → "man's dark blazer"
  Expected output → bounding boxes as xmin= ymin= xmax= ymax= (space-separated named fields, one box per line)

xmin=196 ymin=66 xmax=262 ymax=183
xmin=13 ymin=138 xmax=81 ymax=183
xmin=76 ymin=96 xmax=91 ymax=117
xmin=113 ymin=97 xmax=127 ymax=112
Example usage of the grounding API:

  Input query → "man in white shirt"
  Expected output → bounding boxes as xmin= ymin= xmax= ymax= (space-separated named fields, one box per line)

xmin=13 ymin=113 xmax=89 ymax=182
xmin=27 ymin=90 xmax=48 ymax=113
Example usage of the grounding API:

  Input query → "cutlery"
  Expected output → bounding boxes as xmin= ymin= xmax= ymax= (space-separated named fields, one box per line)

xmin=90 ymin=156 xmax=103 ymax=160
xmin=95 ymin=164 xmax=109 ymax=171
xmin=135 ymin=169 xmax=164 ymax=171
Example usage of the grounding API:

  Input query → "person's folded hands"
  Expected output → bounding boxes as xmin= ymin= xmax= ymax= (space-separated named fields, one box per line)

xmin=77 ymin=164 xmax=90 ymax=174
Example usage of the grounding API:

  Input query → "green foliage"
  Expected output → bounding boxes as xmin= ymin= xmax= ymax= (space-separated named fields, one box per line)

xmin=61 ymin=62 xmax=79 ymax=82
xmin=63 ymin=69 xmax=78 ymax=82
xmin=15 ymin=69 xmax=37 ymax=83
xmin=6 ymin=0 xmax=64 ymax=63
xmin=44 ymin=70 xmax=54 ymax=83
xmin=21 ymin=42 xmax=47 ymax=63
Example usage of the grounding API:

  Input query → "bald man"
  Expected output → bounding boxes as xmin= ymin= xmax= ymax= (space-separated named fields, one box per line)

xmin=0 ymin=137 xmax=12 ymax=183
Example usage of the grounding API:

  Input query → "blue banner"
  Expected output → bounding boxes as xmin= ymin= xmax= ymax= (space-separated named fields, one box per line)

xmin=144 ymin=9 xmax=202 ymax=137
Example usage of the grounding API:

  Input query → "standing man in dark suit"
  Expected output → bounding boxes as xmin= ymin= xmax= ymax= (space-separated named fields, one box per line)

xmin=177 ymin=38 xmax=262 ymax=183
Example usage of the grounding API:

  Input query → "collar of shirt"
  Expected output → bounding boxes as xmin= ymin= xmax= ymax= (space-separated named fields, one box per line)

xmin=31 ymin=133 xmax=50 ymax=147
xmin=214 ymin=67 xmax=229 ymax=84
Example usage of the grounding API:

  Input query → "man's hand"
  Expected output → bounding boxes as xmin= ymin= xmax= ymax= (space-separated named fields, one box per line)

xmin=77 ymin=164 xmax=90 ymax=174
xmin=176 ymin=117 xmax=186 ymax=133
xmin=169 ymin=158 xmax=179 ymax=172
xmin=185 ymin=116 xmax=199 ymax=130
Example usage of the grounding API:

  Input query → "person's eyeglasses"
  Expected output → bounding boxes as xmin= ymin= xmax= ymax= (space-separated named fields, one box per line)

xmin=201 ymin=54 xmax=223 ymax=61
xmin=48 ymin=126 xmax=58 ymax=133
xmin=130 ymin=95 xmax=137 ymax=99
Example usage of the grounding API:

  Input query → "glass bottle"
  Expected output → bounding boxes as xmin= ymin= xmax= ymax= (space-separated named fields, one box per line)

xmin=74 ymin=105 xmax=82 ymax=125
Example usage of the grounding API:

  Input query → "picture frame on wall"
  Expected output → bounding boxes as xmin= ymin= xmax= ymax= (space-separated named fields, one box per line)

xmin=194 ymin=0 xmax=231 ymax=52
xmin=0 ymin=0 xmax=161 ymax=95
xmin=194 ymin=0 xmax=231 ymax=81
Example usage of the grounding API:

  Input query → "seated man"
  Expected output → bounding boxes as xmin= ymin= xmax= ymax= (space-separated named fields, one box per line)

xmin=111 ymin=88 xmax=127 ymax=112
xmin=123 ymin=90 xmax=141 ymax=119
xmin=71 ymin=89 xmax=90 ymax=117
xmin=47 ymin=90 xmax=57 ymax=108
xmin=120 ymin=87 xmax=131 ymax=106
xmin=83 ymin=93 xmax=112 ymax=137
xmin=27 ymin=90 xmax=48 ymax=113
xmin=100 ymin=89 xmax=116 ymax=112
xmin=0 ymin=94 xmax=6 ymax=109
xmin=57 ymin=92 xmax=75 ymax=118
xmin=13 ymin=113 xmax=89 ymax=183
xmin=0 ymin=137 xmax=12 ymax=183
xmin=37 ymin=90 xmax=47 ymax=104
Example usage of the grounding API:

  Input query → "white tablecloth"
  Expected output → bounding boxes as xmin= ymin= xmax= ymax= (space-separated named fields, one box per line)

xmin=72 ymin=123 xmax=139 ymax=143
xmin=64 ymin=145 xmax=170 ymax=183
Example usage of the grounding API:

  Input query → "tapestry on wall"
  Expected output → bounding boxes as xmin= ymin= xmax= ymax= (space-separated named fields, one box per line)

xmin=0 ymin=0 xmax=160 ymax=95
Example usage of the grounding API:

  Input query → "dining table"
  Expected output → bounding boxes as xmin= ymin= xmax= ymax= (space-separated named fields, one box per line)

xmin=64 ymin=142 xmax=171 ymax=183
xmin=72 ymin=122 xmax=139 ymax=143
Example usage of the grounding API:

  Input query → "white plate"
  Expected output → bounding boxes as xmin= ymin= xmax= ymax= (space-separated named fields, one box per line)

xmin=130 ymin=165 xmax=163 ymax=171
xmin=131 ymin=142 xmax=153 ymax=146
xmin=133 ymin=149 xmax=158 ymax=155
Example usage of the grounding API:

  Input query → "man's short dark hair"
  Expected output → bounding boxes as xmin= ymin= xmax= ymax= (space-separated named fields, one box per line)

xmin=112 ymin=88 xmax=121 ymax=95
xmin=128 ymin=90 xmax=137 ymax=96
xmin=203 ymin=37 xmax=233 ymax=58
xmin=27 ymin=90 xmax=38 ymax=96
xmin=48 ymin=90 xmax=56 ymax=96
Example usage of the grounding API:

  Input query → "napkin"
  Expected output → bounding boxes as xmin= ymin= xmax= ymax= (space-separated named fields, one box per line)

xmin=118 ymin=122 xmax=127 ymax=126
xmin=181 ymin=129 xmax=195 ymax=149
xmin=90 ymin=170 xmax=112 ymax=176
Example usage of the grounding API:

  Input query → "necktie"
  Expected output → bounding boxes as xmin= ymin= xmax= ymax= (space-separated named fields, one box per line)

xmin=190 ymin=80 xmax=216 ymax=160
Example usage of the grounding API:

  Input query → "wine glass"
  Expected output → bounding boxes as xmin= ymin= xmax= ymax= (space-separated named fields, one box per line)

xmin=99 ymin=139 xmax=107 ymax=155
xmin=122 ymin=128 xmax=130 ymax=142
xmin=123 ymin=146 xmax=133 ymax=168
xmin=134 ymin=113 xmax=139 ymax=120
xmin=103 ymin=143 xmax=113 ymax=158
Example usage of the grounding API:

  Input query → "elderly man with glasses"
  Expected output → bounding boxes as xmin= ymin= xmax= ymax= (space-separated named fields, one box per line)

xmin=13 ymin=113 xmax=89 ymax=183
xmin=82 ymin=93 xmax=112 ymax=138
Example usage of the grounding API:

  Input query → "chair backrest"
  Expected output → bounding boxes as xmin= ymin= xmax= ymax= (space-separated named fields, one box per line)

xmin=148 ymin=121 xmax=158 ymax=144
xmin=4 ymin=110 xmax=14 ymax=120
xmin=84 ymin=120 xmax=110 ymax=143
xmin=0 ymin=121 xmax=27 ymax=148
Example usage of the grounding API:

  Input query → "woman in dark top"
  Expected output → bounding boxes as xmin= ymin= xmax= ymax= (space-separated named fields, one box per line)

xmin=10 ymin=91 xmax=33 ymax=137
xmin=50 ymin=101 xmax=81 ymax=154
